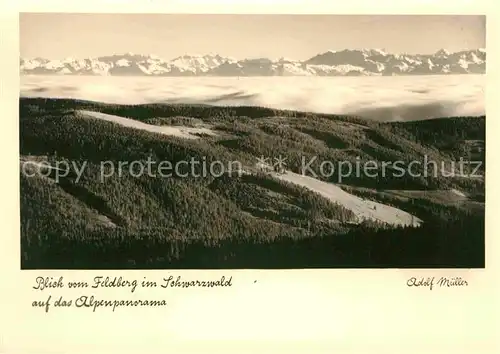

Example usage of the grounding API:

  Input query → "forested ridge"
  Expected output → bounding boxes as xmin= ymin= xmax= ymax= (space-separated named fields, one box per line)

xmin=19 ymin=98 xmax=485 ymax=268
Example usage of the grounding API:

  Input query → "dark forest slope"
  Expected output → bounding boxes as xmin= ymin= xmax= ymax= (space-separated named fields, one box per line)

xmin=19 ymin=98 xmax=485 ymax=268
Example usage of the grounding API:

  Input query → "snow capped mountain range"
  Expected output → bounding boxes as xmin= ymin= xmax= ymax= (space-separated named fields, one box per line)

xmin=20 ymin=48 xmax=485 ymax=77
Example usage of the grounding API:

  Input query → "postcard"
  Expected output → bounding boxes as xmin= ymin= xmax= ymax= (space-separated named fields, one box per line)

xmin=1 ymin=1 xmax=497 ymax=353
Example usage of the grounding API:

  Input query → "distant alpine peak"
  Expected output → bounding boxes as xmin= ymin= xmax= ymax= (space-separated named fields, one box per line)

xmin=20 ymin=48 xmax=486 ymax=77
xmin=364 ymin=48 xmax=387 ymax=56
xmin=435 ymin=48 xmax=451 ymax=56
xmin=324 ymin=48 xmax=387 ymax=55
xmin=175 ymin=53 xmax=227 ymax=59
xmin=276 ymin=56 xmax=298 ymax=62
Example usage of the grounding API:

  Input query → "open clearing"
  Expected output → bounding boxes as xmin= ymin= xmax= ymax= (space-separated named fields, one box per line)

xmin=253 ymin=161 xmax=423 ymax=227
xmin=77 ymin=110 xmax=217 ymax=139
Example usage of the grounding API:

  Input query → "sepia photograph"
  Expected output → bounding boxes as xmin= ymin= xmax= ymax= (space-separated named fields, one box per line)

xmin=19 ymin=13 xmax=486 ymax=269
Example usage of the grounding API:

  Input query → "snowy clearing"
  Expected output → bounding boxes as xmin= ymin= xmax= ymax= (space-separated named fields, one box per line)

xmin=256 ymin=164 xmax=422 ymax=227
xmin=77 ymin=110 xmax=217 ymax=139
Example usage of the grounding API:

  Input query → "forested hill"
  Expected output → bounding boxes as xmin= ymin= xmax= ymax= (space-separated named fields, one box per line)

xmin=19 ymin=98 xmax=485 ymax=269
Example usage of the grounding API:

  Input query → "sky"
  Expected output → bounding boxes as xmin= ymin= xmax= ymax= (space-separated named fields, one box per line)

xmin=20 ymin=14 xmax=486 ymax=60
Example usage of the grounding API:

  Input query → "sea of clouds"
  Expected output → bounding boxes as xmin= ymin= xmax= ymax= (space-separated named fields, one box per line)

xmin=20 ymin=74 xmax=485 ymax=121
